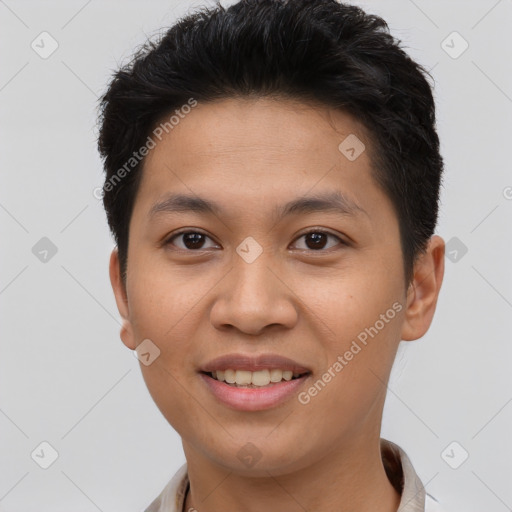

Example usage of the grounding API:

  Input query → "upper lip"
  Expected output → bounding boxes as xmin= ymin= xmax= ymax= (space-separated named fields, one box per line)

xmin=200 ymin=353 xmax=311 ymax=374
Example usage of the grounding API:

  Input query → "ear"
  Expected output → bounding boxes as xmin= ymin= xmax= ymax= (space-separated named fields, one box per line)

xmin=401 ymin=235 xmax=445 ymax=341
xmin=109 ymin=248 xmax=136 ymax=350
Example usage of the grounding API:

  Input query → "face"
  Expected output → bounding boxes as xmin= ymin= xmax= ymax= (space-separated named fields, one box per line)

xmin=110 ymin=97 xmax=444 ymax=476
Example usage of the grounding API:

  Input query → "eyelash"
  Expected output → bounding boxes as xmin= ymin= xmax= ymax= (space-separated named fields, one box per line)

xmin=163 ymin=228 xmax=347 ymax=252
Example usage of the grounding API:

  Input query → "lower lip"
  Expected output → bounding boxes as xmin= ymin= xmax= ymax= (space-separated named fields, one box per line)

xmin=199 ymin=372 xmax=310 ymax=411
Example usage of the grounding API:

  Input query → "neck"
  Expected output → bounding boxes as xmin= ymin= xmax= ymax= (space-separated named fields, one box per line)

xmin=182 ymin=434 xmax=401 ymax=512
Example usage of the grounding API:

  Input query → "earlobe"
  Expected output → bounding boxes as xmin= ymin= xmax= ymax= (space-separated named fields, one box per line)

xmin=401 ymin=235 xmax=445 ymax=341
xmin=109 ymin=248 xmax=137 ymax=350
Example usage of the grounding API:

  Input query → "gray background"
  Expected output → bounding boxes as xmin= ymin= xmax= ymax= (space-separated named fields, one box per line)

xmin=1 ymin=0 xmax=511 ymax=510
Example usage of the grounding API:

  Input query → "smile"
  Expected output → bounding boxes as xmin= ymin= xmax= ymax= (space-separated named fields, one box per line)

xmin=200 ymin=371 xmax=311 ymax=411
xmin=206 ymin=368 xmax=307 ymax=387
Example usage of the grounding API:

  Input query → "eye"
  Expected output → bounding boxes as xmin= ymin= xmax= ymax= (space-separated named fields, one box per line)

xmin=291 ymin=229 xmax=345 ymax=251
xmin=164 ymin=228 xmax=346 ymax=252
xmin=165 ymin=230 xmax=219 ymax=251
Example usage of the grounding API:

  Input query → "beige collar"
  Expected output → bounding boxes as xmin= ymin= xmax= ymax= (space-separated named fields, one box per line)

xmin=145 ymin=438 xmax=434 ymax=512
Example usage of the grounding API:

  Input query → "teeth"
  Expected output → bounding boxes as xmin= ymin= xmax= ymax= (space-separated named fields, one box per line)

xmin=236 ymin=370 xmax=252 ymax=385
xmin=224 ymin=369 xmax=236 ymax=384
xmin=283 ymin=370 xmax=293 ymax=381
xmin=270 ymin=369 xmax=283 ymax=382
xmin=211 ymin=369 xmax=301 ymax=386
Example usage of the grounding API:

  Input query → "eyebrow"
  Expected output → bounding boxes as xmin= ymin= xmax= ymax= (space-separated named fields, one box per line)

xmin=148 ymin=191 xmax=367 ymax=221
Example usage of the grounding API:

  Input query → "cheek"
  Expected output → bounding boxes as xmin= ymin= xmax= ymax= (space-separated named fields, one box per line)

xmin=128 ymin=270 xmax=202 ymax=428
xmin=126 ymin=258 xmax=202 ymax=336
xmin=125 ymin=267 xmax=204 ymax=387
xmin=296 ymin=261 xmax=404 ymax=401
xmin=299 ymin=299 xmax=403 ymax=432
xmin=297 ymin=260 xmax=403 ymax=343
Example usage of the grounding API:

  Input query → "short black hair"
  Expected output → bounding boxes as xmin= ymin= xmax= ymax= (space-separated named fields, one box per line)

xmin=97 ymin=0 xmax=443 ymax=286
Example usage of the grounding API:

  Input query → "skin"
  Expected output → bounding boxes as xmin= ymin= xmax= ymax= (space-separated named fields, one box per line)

xmin=109 ymin=97 xmax=445 ymax=512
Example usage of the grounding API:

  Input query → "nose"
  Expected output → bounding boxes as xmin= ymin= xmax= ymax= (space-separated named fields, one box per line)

xmin=209 ymin=252 xmax=298 ymax=336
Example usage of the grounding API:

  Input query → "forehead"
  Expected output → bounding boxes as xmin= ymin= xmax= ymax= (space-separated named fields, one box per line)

xmin=132 ymin=97 xmax=392 ymax=227
xmin=142 ymin=97 xmax=372 ymax=180
xmin=150 ymin=97 xmax=371 ymax=160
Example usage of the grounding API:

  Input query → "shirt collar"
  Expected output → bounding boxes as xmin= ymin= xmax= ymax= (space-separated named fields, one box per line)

xmin=145 ymin=438 xmax=427 ymax=512
xmin=381 ymin=439 xmax=427 ymax=511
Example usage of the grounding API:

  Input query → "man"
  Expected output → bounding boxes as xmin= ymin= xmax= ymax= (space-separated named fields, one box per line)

xmin=97 ymin=1 xmax=446 ymax=510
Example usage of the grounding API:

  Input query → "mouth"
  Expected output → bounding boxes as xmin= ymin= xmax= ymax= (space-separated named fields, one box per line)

xmin=198 ymin=353 xmax=312 ymax=410
xmin=200 ymin=369 xmax=310 ymax=388
xmin=199 ymin=369 xmax=311 ymax=411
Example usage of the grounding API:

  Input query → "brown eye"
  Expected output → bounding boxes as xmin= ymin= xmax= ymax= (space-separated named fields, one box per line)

xmin=166 ymin=230 xmax=218 ymax=251
xmin=292 ymin=230 xmax=344 ymax=251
